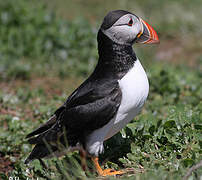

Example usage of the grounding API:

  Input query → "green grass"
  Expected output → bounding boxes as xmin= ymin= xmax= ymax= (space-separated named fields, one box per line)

xmin=0 ymin=63 xmax=201 ymax=180
xmin=0 ymin=0 xmax=202 ymax=179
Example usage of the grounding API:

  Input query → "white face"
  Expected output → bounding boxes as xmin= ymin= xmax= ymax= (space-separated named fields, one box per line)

xmin=101 ymin=14 xmax=142 ymax=45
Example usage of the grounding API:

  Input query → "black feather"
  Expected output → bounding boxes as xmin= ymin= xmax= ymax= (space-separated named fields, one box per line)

xmin=24 ymin=143 xmax=58 ymax=164
xmin=26 ymin=115 xmax=57 ymax=138
xmin=25 ymin=27 xmax=137 ymax=162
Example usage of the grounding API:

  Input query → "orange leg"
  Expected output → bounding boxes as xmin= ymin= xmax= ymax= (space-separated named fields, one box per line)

xmin=91 ymin=157 xmax=125 ymax=176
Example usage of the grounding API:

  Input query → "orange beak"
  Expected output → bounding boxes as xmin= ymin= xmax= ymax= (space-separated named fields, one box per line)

xmin=136 ymin=18 xmax=160 ymax=44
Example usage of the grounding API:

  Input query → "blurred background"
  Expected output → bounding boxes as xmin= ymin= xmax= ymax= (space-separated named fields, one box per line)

xmin=0 ymin=0 xmax=201 ymax=179
xmin=0 ymin=0 xmax=201 ymax=80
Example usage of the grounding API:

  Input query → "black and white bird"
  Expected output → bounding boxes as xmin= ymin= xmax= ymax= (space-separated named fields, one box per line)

xmin=25 ymin=10 xmax=159 ymax=176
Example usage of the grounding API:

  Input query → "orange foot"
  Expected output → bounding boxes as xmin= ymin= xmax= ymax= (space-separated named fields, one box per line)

xmin=100 ymin=168 xmax=125 ymax=176
xmin=91 ymin=157 xmax=125 ymax=176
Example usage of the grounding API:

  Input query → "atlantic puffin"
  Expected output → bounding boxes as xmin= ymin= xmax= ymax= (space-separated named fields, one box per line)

xmin=25 ymin=10 xmax=159 ymax=176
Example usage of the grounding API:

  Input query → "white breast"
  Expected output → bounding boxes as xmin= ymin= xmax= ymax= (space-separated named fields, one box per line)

xmin=85 ymin=59 xmax=149 ymax=156
xmin=105 ymin=59 xmax=149 ymax=139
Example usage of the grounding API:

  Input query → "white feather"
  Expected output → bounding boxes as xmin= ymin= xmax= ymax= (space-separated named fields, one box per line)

xmin=86 ymin=59 xmax=149 ymax=156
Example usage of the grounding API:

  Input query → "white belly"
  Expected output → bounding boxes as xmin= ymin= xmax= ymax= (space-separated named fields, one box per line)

xmin=85 ymin=59 xmax=149 ymax=156
xmin=105 ymin=59 xmax=149 ymax=139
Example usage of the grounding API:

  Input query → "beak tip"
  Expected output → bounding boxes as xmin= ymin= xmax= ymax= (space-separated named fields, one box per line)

xmin=139 ymin=18 xmax=160 ymax=45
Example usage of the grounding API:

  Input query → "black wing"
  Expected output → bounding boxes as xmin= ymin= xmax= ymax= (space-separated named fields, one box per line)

xmin=25 ymin=106 xmax=64 ymax=138
xmin=26 ymin=78 xmax=122 ymax=146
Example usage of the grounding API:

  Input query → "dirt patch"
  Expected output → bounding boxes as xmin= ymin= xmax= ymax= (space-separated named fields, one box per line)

xmin=155 ymin=37 xmax=201 ymax=67
xmin=0 ymin=76 xmax=82 ymax=97
xmin=0 ymin=108 xmax=18 ymax=117
xmin=0 ymin=152 xmax=17 ymax=175
xmin=0 ymin=76 xmax=83 ymax=124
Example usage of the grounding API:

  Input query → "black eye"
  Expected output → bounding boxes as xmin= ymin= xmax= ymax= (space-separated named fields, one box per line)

xmin=128 ymin=18 xmax=133 ymax=26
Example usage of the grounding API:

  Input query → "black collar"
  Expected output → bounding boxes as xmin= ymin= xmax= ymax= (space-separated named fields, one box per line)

xmin=93 ymin=29 xmax=137 ymax=79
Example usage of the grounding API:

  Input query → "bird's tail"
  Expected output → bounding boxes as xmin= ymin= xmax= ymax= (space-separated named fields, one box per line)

xmin=24 ymin=143 xmax=58 ymax=164
xmin=25 ymin=108 xmax=68 ymax=164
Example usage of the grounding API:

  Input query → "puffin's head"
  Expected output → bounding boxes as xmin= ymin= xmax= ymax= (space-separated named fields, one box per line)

xmin=100 ymin=10 xmax=159 ymax=45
